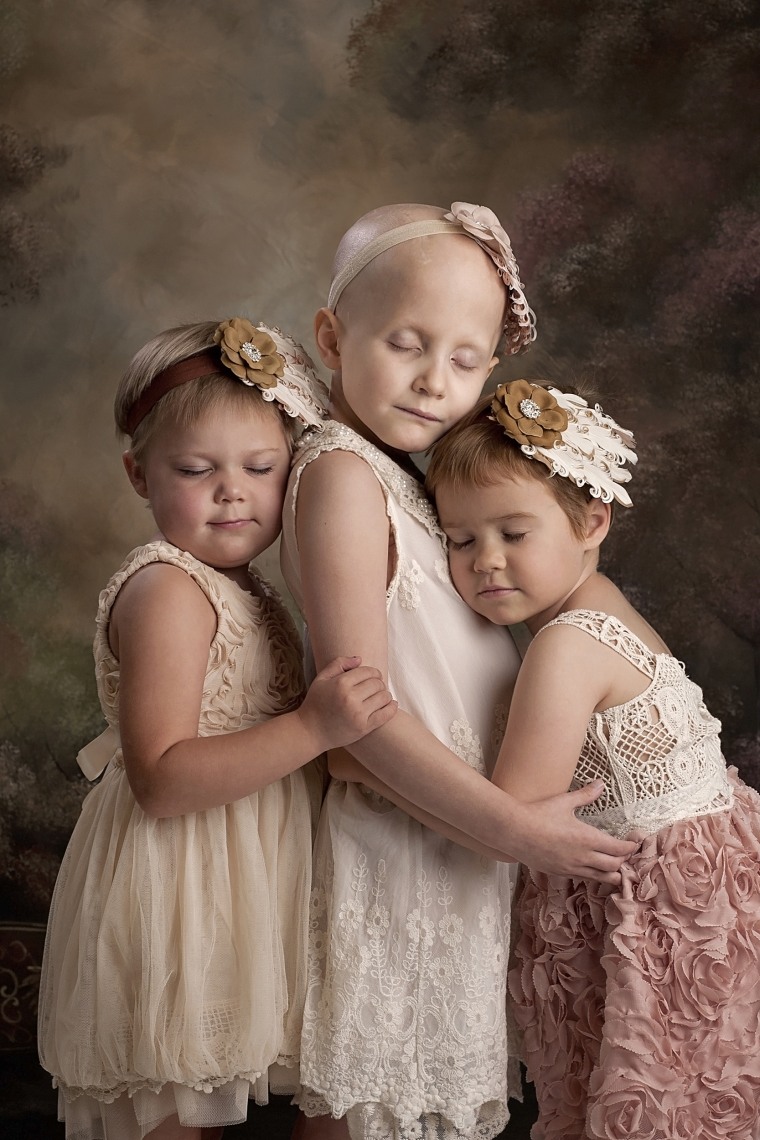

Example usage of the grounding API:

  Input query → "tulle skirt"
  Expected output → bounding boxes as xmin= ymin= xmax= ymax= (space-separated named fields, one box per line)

xmin=508 ymin=770 xmax=760 ymax=1140
xmin=38 ymin=760 xmax=318 ymax=1140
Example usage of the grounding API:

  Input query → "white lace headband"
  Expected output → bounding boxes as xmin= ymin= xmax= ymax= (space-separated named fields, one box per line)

xmin=491 ymin=380 xmax=638 ymax=506
xmin=327 ymin=202 xmax=537 ymax=355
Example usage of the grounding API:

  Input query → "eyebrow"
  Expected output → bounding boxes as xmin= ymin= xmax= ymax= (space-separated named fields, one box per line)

xmin=441 ymin=511 xmax=536 ymax=528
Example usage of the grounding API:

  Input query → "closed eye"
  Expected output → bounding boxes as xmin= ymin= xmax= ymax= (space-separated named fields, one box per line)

xmin=447 ymin=537 xmax=473 ymax=550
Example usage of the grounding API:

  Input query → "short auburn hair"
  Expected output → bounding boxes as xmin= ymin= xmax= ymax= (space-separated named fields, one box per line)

xmin=425 ymin=392 xmax=608 ymax=540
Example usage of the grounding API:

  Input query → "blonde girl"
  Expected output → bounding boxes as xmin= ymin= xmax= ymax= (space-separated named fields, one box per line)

xmin=38 ymin=318 xmax=396 ymax=1140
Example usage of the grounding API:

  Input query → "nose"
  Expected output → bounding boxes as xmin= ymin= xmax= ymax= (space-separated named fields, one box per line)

xmin=472 ymin=538 xmax=507 ymax=574
xmin=215 ymin=470 xmax=245 ymax=502
xmin=412 ymin=355 xmax=447 ymax=398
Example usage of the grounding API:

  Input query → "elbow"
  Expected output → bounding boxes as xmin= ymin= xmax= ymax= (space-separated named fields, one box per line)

xmin=127 ymin=765 xmax=178 ymax=819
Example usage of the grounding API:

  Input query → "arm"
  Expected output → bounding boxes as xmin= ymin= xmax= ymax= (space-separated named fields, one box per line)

xmin=491 ymin=624 xmax=611 ymax=801
xmin=328 ymin=747 xmax=512 ymax=861
xmin=112 ymin=562 xmax=396 ymax=818
xmin=296 ymin=453 xmax=637 ymax=882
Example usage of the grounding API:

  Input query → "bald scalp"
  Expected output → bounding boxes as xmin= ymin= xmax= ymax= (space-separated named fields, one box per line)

xmin=330 ymin=203 xmax=447 ymax=280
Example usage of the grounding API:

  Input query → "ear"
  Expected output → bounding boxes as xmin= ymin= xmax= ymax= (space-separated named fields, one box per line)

xmin=123 ymin=450 xmax=149 ymax=499
xmin=314 ymin=307 xmax=342 ymax=370
xmin=584 ymin=499 xmax=611 ymax=550
xmin=485 ymin=354 xmax=500 ymax=381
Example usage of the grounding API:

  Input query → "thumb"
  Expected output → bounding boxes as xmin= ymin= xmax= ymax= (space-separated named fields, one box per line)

xmin=569 ymin=779 xmax=605 ymax=807
xmin=315 ymin=655 xmax=361 ymax=680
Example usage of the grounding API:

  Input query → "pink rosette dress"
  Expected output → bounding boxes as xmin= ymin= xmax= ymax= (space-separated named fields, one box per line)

xmin=508 ymin=609 xmax=760 ymax=1140
xmin=38 ymin=541 xmax=321 ymax=1140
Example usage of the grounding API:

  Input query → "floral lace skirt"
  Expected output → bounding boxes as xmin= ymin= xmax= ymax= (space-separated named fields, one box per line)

xmin=296 ymin=780 xmax=517 ymax=1140
xmin=508 ymin=770 xmax=760 ymax=1140
xmin=38 ymin=763 xmax=315 ymax=1140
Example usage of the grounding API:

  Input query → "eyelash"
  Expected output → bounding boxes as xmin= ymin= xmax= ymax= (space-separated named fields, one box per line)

xmin=178 ymin=466 xmax=275 ymax=477
xmin=388 ymin=343 xmax=478 ymax=370
xmin=447 ymin=533 xmax=526 ymax=550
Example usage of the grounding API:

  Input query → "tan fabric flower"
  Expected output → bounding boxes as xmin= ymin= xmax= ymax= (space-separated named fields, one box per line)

xmin=490 ymin=380 xmax=568 ymax=447
xmin=213 ymin=318 xmax=284 ymax=388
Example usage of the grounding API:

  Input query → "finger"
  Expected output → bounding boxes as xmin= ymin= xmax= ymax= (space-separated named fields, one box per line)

xmin=317 ymin=655 xmax=361 ymax=680
xmin=366 ymin=700 xmax=398 ymax=729
xmin=569 ymin=779 xmax=606 ymax=806
xmin=357 ymin=689 xmax=396 ymax=716
xmin=341 ymin=674 xmax=391 ymax=698
xmin=583 ymin=867 xmax=623 ymax=886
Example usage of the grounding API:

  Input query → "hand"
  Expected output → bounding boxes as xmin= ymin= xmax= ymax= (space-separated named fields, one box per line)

xmin=514 ymin=781 xmax=639 ymax=886
xmin=297 ymin=656 xmax=397 ymax=754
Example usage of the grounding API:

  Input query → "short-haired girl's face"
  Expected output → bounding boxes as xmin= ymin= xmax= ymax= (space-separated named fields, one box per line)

xmin=125 ymin=404 xmax=291 ymax=581
xmin=436 ymin=473 xmax=598 ymax=635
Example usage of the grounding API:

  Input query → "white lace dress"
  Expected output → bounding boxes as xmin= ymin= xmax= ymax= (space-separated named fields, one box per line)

xmin=509 ymin=610 xmax=760 ymax=1140
xmin=38 ymin=541 xmax=322 ymax=1140
xmin=280 ymin=422 xmax=522 ymax=1140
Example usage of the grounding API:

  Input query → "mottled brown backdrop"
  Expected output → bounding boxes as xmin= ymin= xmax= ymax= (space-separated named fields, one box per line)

xmin=1 ymin=0 xmax=759 ymax=1131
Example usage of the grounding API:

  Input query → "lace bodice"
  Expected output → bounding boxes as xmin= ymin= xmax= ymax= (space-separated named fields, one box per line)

xmin=94 ymin=541 xmax=305 ymax=738
xmin=540 ymin=610 xmax=733 ymax=838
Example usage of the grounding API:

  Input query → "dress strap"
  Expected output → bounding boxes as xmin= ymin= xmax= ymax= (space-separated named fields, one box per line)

xmin=538 ymin=609 xmax=657 ymax=679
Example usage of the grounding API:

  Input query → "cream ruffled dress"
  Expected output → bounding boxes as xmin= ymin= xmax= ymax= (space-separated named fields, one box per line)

xmin=509 ymin=610 xmax=760 ymax=1140
xmin=280 ymin=422 xmax=522 ymax=1140
xmin=38 ymin=540 xmax=321 ymax=1140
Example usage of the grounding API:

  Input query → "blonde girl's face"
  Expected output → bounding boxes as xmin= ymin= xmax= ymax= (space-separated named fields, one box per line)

xmin=436 ymin=473 xmax=602 ymax=635
xmin=324 ymin=235 xmax=505 ymax=454
xmin=124 ymin=403 xmax=292 ymax=585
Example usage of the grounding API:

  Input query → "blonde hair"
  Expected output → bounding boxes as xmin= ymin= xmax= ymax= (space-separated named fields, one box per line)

xmin=115 ymin=322 xmax=295 ymax=463
xmin=426 ymin=392 xmax=609 ymax=541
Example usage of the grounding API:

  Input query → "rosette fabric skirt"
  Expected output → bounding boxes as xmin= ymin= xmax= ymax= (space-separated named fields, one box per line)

xmin=508 ymin=771 xmax=760 ymax=1140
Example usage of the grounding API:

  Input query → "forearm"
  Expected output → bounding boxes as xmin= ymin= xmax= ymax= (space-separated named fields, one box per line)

xmin=328 ymin=749 xmax=512 ymax=861
xmin=344 ymin=709 xmax=527 ymax=858
xmin=126 ymin=709 xmax=322 ymax=818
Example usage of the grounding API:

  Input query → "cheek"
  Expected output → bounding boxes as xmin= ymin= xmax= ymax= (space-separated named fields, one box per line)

xmin=447 ymin=553 xmax=470 ymax=596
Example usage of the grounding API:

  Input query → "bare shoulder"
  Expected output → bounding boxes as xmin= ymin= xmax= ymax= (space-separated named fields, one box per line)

xmin=523 ymin=620 xmax=607 ymax=675
xmin=110 ymin=561 xmax=216 ymax=656
xmin=298 ymin=446 xmax=389 ymax=526
xmin=571 ymin=574 xmax=671 ymax=655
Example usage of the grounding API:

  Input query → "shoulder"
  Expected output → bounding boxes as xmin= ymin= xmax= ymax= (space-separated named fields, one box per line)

xmin=109 ymin=552 xmax=217 ymax=655
xmin=297 ymin=445 xmax=389 ymax=526
xmin=523 ymin=619 xmax=606 ymax=672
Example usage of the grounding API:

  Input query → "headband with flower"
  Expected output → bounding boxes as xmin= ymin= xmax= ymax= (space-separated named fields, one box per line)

xmin=327 ymin=201 xmax=536 ymax=354
xmin=490 ymin=380 xmax=637 ymax=506
xmin=124 ymin=317 xmax=329 ymax=437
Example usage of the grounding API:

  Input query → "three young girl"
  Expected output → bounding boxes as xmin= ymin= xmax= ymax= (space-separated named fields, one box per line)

xmin=38 ymin=317 xmax=397 ymax=1140
xmin=39 ymin=197 xmax=756 ymax=1140
xmin=427 ymin=381 xmax=760 ymax=1139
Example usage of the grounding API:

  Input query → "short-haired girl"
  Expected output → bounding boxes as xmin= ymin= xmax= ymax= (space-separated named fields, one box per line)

xmin=37 ymin=318 xmax=396 ymax=1140
xmin=427 ymin=381 xmax=760 ymax=1140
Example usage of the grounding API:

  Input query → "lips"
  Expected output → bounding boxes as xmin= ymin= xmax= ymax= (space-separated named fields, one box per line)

xmin=210 ymin=519 xmax=252 ymax=528
xmin=397 ymin=406 xmax=441 ymax=423
xmin=478 ymin=585 xmax=516 ymax=597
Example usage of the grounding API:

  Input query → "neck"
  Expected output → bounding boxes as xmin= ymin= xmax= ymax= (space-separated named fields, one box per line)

xmin=328 ymin=375 xmax=422 ymax=477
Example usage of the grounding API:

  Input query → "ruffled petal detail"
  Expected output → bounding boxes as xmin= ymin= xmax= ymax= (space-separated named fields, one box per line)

xmin=509 ymin=775 xmax=760 ymax=1139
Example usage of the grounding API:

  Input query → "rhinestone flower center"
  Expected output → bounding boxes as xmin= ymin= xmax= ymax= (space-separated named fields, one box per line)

xmin=241 ymin=341 xmax=262 ymax=364
xmin=519 ymin=397 xmax=541 ymax=420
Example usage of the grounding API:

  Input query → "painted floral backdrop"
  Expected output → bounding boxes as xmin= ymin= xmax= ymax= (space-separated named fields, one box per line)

xmin=1 ymin=0 xmax=758 ymax=947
